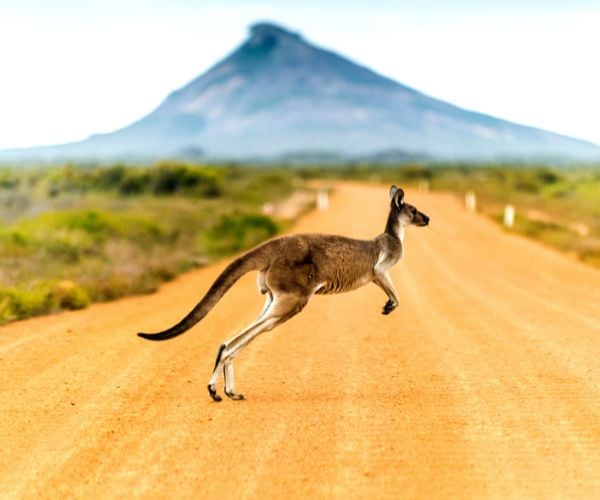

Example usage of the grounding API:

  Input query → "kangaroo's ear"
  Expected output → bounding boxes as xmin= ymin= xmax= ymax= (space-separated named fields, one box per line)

xmin=390 ymin=185 xmax=398 ymax=200
xmin=393 ymin=187 xmax=405 ymax=208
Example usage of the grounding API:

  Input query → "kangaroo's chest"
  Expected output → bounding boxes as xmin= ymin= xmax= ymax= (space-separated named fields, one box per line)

xmin=374 ymin=251 xmax=401 ymax=274
xmin=374 ymin=239 xmax=403 ymax=274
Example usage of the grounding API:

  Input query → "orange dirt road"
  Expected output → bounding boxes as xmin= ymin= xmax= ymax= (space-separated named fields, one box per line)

xmin=1 ymin=183 xmax=599 ymax=498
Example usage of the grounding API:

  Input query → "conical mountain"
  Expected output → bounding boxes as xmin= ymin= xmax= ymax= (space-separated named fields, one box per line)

xmin=4 ymin=22 xmax=599 ymax=161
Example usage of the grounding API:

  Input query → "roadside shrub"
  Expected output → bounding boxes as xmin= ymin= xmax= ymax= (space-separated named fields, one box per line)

xmin=514 ymin=180 xmax=539 ymax=193
xmin=203 ymin=214 xmax=279 ymax=256
xmin=95 ymin=165 xmax=127 ymax=189
xmin=148 ymin=162 xmax=223 ymax=197
xmin=0 ymin=173 xmax=19 ymax=189
xmin=399 ymin=164 xmax=433 ymax=181
xmin=59 ymin=210 xmax=121 ymax=236
xmin=19 ymin=210 xmax=121 ymax=241
xmin=0 ymin=280 xmax=90 ymax=323
xmin=0 ymin=228 xmax=31 ymax=257
xmin=580 ymin=246 xmax=600 ymax=267
xmin=0 ymin=286 xmax=53 ymax=322
xmin=119 ymin=171 xmax=149 ymax=195
xmin=54 ymin=280 xmax=91 ymax=310
xmin=535 ymin=167 xmax=561 ymax=184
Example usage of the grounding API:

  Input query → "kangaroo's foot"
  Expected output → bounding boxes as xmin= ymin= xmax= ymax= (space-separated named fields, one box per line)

xmin=208 ymin=384 xmax=222 ymax=402
xmin=382 ymin=299 xmax=397 ymax=315
xmin=224 ymin=390 xmax=245 ymax=401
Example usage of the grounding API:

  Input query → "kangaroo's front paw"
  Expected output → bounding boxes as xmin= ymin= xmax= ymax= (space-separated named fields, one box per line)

xmin=382 ymin=300 xmax=397 ymax=315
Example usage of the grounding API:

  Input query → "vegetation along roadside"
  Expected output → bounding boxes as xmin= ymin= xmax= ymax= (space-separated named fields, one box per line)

xmin=0 ymin=163 xmax=306 ymax=323
xmin=1 ymin=160 xmax=598 ymax=324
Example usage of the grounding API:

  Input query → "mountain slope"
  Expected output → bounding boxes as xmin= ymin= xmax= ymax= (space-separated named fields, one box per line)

xmin=3 ymin=22 xmax=599 ymax=161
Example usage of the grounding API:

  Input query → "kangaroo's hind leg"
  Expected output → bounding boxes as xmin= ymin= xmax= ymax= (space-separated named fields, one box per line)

xmin=222 ymin=292 xmax=309 ymax=400
xmin=207 ymin=306 xmax=271 ymax=402
xmin=208 ymin=290 xmax=278 ymax=401
xmin=208 ymin=291 xmax=309 ymax=402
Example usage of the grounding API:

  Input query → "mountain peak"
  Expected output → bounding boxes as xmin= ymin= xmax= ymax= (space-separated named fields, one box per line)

xmin=249 ymin=22 xmax=302 ymax=44
xmin=4 ymin=21 xmax=598 ymax=162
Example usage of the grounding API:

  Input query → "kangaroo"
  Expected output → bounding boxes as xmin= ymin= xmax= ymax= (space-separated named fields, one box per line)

xmin=138 ymin=186 xmax=429 ymax=401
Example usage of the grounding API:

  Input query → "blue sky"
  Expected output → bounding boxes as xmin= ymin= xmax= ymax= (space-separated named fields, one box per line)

xmin=1 ymin=0 xmax=599 ymax=148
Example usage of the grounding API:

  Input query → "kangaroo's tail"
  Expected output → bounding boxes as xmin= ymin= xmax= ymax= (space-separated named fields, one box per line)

xmin=137 ymin=244 xmax=269 ymax=341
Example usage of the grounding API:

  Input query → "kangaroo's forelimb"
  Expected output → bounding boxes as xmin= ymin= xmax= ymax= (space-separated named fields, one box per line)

xmin=373 ymin=273 xmax=399 ymax=315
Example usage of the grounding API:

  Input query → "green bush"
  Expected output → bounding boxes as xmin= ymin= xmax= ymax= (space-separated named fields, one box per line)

xmin=0 ymin=228 xmax=31 ymax=257
xmin=54 ymin=280 xmax=91 ymax=310
xmin=535 ymin=168 xmax=562 ymax=185
xmin=0 ymin=280 xmax=90 ymax=323
xmin=118 ymin=171 xmax=149 ymax=195
xmin=203 ymin=214 xmax=279 ymax=257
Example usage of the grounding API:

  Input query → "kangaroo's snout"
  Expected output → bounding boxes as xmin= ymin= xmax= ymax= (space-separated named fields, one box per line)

xmin=412 ymin=211 xmax=429 ymax=227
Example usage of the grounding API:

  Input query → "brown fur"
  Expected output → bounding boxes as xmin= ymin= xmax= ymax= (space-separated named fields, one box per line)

xmin=138 ymin=186 xmax=429 ymax=401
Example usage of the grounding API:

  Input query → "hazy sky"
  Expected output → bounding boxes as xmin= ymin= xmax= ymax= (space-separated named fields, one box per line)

xmin=1 ymin=0 xmax=599 ymax=149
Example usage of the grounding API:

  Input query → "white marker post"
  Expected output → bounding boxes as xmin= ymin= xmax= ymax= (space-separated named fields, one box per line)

xmin=465 ymin=191 xmax=477 ymax=212
xmin=262 ymin=203 xmax=275 ymax=216
xmin=504 ymin=204 xmax=515 ymax=228
xmin=317 ymin=190 xmax=329 ymax=211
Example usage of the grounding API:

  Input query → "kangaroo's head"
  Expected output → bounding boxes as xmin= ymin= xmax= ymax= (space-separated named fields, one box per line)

xmin=389 ymin=185 xmax=429 ymax=227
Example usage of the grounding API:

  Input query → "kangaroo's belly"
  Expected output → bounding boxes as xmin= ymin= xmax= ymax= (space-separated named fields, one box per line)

xmin=315 ymin=273 xmax=373 ymax=295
